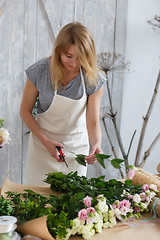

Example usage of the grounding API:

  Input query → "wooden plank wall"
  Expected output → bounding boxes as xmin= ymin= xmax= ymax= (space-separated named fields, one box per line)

xmin=0 ymin=0 xmax=127 ymax=186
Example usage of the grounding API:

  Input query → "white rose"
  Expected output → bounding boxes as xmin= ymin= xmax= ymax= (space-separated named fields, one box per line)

xmin=92 ymin=212 xmax=103 ymax=223
xmin=150 ymin=191 xmax=156 ymax=198
xmin=96 ymin=201 xmax=108 ymax=214
xmin=103 ymin=221 xmax=110 ymax=228
xmin=140 ymin=202 xmax=147 ymax=210
xmin=72 ymin=217 xmax=81 ymax=228
xmin=0 ymin=128 xmax=11 ymax=146
xmin=132 ymin=194 xmax=141 ymax=203
xmin=94 ymin=219 xmax=103 ymax=233
xmin=109 ymin=217 xmax=117 ymax=226
xmin=108 ymin=210 xmax=115 ymax=219
xmin=82 ymin=229 xmax=95 ymax=239
xmin=113 ymin=208 xmax=122 ymax=217
xmin=149 ymin=184 xmax=158 ymax=192
xmin=64 ymin=228 xmax=72 ymax=240
xmin=80 ymin=224 xmax=95 ymax=239
xmin=103 ymin=212 xmax=109 ymax=222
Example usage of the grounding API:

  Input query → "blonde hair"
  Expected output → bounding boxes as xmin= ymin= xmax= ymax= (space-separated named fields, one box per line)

xmin=50 ymin=22 xmax=98 ymax=89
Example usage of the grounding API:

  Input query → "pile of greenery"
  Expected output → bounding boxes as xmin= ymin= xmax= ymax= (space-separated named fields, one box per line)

xmin=0 ymin=171 xmax=150 ymax=239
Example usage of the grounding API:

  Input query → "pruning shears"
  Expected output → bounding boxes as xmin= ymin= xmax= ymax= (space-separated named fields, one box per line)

xmin=56 ymin=146 xmax=68 ymax=167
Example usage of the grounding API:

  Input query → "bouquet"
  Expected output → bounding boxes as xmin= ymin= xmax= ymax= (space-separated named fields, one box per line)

xmin=0 ymin=118 xmax=11 ymax=147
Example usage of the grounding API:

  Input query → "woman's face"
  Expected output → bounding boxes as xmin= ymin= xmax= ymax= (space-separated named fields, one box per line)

xmin=60 ymin=45 xmax=80 ymax=73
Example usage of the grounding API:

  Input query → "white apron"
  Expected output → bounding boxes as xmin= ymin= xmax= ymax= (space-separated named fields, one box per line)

xmin=25 ymin=69 xmax=89 ymax=185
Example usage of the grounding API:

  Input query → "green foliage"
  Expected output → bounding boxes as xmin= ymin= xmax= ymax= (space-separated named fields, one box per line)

xmin=47 ymin=211 xmax=71 ymax=239
xmin=44 ymin=171 xmax=143 ymax=205
xmin=0 ymin=190 xmax=51 ymax=224
xmin=0 ymin=172 xmax=144 ymax=239
xmin=72 ymin=152 xmax=125 ymax=169
xmin=111 ymin=158 xmax=125 ymax=169
xmin=0 ymin=118 xmax=4 ymax=128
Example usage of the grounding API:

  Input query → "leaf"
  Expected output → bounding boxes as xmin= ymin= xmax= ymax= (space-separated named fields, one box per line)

xmin=95 ymin=154 xmax=108 ymax=169
xmin=111 ymin=158 xmax=125 ymax=169
xmin=96 ymin=153 xmax=111 ymax=159
xmin=75 ymin=154 xmax=86 ymax=167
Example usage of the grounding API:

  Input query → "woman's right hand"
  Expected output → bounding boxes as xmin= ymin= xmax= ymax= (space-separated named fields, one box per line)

xmin=44 ymin=139 xmax=64 ymax=162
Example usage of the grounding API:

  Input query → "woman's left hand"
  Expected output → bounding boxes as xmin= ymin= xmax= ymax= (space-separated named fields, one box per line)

xmin=84 ymin=145 xmax=103 ymax=165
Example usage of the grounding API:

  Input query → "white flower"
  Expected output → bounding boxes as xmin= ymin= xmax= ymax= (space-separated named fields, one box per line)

xmin=149 ymin=184 xmax=158 ymax=192
xmin=71 ymin=218 xmax=85 ymax=235
xmin=132 ymin=194 xmax=141 ymax=203
xmin=150 ymin=191 xmax=156 ymax=198
xmin=140 ymin=202 xmax=147 ymax=210
xmin=113 ymin=208 xmax=122 ymax=217
xmin=103 ymin=212 xmax=109 ymax=222
xmin=94 ymin=219 xmax=103 ymax=233
xmin=121 ymin=189 xmax=126 ymax=196
xmin=72 ymin=217 xmax=83 ymax=229
xmin=95 ymin=200 xmax=108 ymax=214
xmin=120 ymin=206 xmax=129 ymax=216
xmin=146 ymin=195 xmax=152 ymax=202
xmin=0 ymin=127 xmax=11 ymax=146
xmin=80 ymin=224 xmax=95 ymax=239
xmin=56 ymin=228 xmax=72 ymax=240
xmin=103 ymin=221 xmax=110 ymax=228
xmin=108 ymin=210 xmax=115 ymax=219
xmin=103 ymin=220 xmax=116 ymax=228
xmin=145 ymin=190 xmax=151 ymax=196
xmin=64 ymin=228 xmax=72 ymax=240
xmin=92 ymin=212 xmax=102 ymax=223
xmin=109 ymin=216 xmax=117 ymax=226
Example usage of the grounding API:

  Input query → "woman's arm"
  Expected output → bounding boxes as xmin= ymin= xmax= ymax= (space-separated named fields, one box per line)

xmin=85 ymin=85 xmax=104 ymax=164
xmin=20 ymin=78 xmax=64 ymax=161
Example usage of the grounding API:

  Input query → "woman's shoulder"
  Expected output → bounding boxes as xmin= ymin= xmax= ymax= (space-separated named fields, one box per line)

xmin=84 ymin=69 xmax=107 ymax=96
xmin=25 ymin=58 xmax=49 ymax=74
xmin=25 ymin=58 xmax=50 ymax=86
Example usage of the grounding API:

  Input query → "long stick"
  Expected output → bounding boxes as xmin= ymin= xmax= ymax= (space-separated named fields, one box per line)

xmin=102 ymin=117 xmax=124 ymax=178
xmin=106 ymin=80 xmax=128 ymax=171
xmin=139 ymin=132 xmax=160 ymax=168
xmin=134 ymin=71 xmax=160 ymax=166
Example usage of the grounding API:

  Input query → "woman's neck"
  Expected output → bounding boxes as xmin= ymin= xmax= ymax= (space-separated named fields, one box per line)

xmin=61 ymin=68 xmax=80 ymax=86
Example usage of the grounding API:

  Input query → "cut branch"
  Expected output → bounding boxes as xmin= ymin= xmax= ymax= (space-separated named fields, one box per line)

xmin=102 ymin=117 xmax=124 ymax=178
xmin=134 ymin=70 xmax=160 ymax=167
xmin=126 ymin=130 xmax=137 ymax=158
xmin=139 ymin=132 xmax=160 ymax=168
xmin=106 ymin=80 xmax=128 ymax=171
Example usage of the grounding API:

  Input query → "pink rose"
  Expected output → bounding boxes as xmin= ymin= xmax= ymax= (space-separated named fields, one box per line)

xmin=140 ymin=192 xmax=146 ymax=202
xmin=120 ymin=199 xmax=131 ymax=209
xmin=83 ymin=196 xmax=93 ymax=207
xmin=128 ymin=195 xmax=133 ymax=199
xmin=128 ymin=169 xmax=136 ymax=180
xmin=87 ymin=207 xmax=96 ymax=214
xmin=120 ymin=207 xmax=129 ymax=216
xmin=142 ymin=184 xmax=149 ymax=191
xmin=78 ymin=209 xmax=88 ymax=220
xmin=146 ymin=195 xmax=152 ymax=202
xmin=134 ymin=206 xmax=140 ymax=213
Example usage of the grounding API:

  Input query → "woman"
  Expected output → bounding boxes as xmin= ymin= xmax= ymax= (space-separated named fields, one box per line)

xmin=20 ymin=22 xmax=106 ymax=185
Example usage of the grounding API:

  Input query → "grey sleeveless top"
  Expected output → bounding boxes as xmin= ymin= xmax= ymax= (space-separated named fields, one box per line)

xmin=25 ymin=58 xmax=107 ymax=114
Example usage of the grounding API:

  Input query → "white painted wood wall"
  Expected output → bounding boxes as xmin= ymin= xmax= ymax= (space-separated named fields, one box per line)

xmin=0 ymin=0 xmax=127 ymax=186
